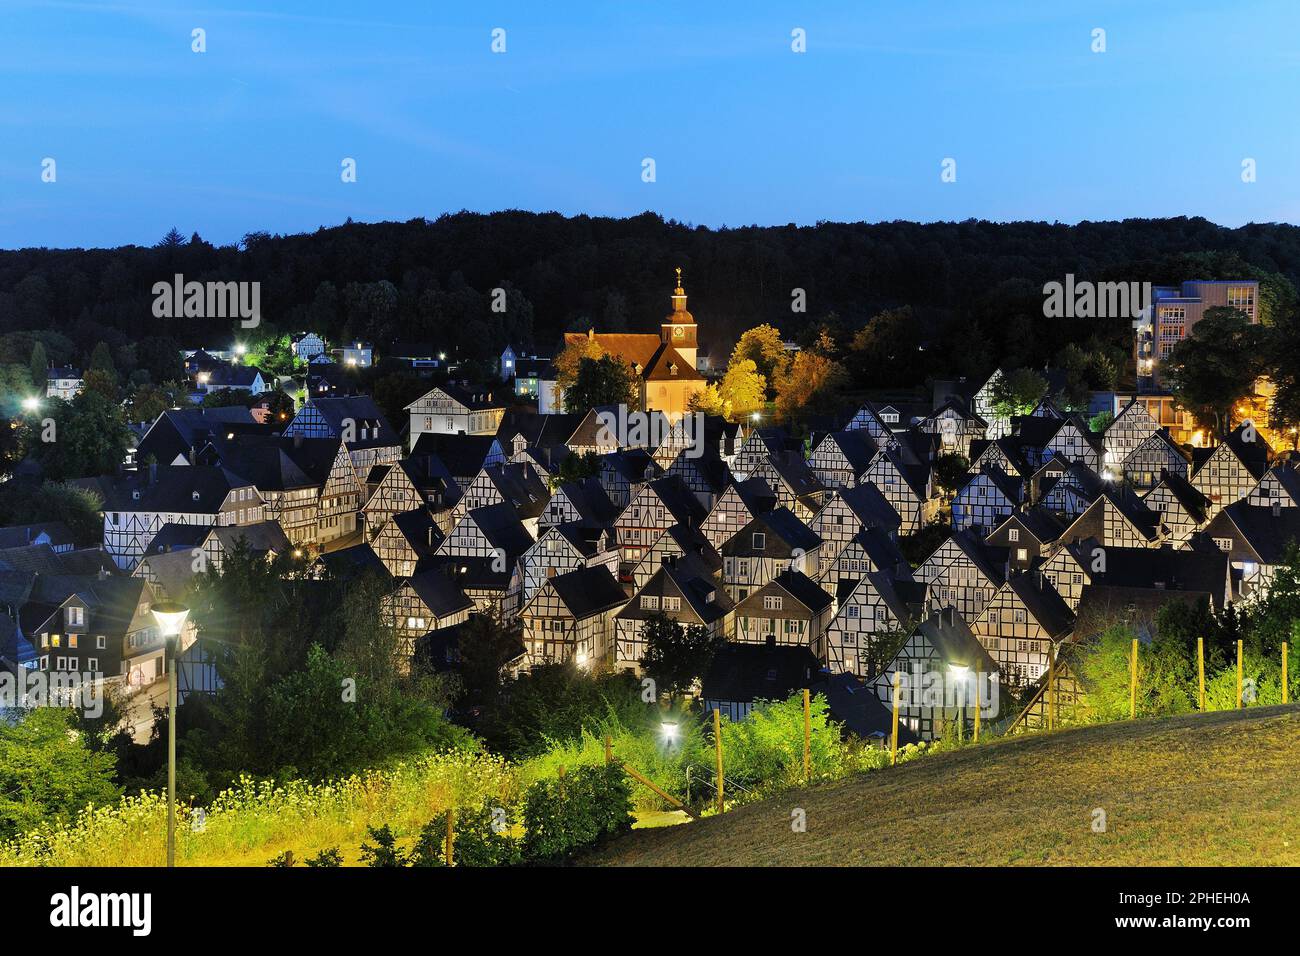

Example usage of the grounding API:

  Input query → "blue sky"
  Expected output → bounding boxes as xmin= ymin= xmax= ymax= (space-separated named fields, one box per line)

xmin=1 ymin=0 xmax=1297 ymax=249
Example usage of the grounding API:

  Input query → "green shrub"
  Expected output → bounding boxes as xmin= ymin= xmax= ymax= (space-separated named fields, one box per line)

xmin=305 ymin=847 xmax=343 ymax=867
xmin=413 ymin=803 xmax=521 ymax=867
xmin=521 ymin=764 xmax=633 ymax=863
xmin=360 ymin=824 xmax=412 ymax=867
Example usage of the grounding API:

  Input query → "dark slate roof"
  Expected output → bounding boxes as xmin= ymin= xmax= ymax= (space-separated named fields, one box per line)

xmin=202 ymin=434 xmax=341 ymax=490
xmin=854 ymin=526 xmax=910 ymax=576
xmin=406 ymin=569 xmax=475 ymax=617
xmin=409 ymin=434 xmax=497 ymax=480
xmin=554 ymin=477 xmax=620 ymax=528
xmin=296 ymin=396 xmax=398 ymax=449
xmin=105 ymin=465 xmax=252 ymax=513
xmin=618 ymin=560 xmax=733 ymax=625
xmin=496 ymin=409 xmax=584 ymax=451
xmin=547 ymin=565 xmax=629 ymax=619
xmin=209 ymin=521 xmax=293 ymax=557
xmin=136 ymin=406 xmax=264 ymax=463
xmin=647 ymin=475 xmax=708 ymax=527
xmin=421 ymin=555 xmax=511 ymax=591
xmin=765 ymin=452 xmax=827 ymax=500
xmin=466 ymin=502 xmax=535 ymax=560
xmin=729 ymin=476 xmax=779 ymax=515
xmin=435 ymin=382 xmax=508 ymax=411
xmin=864 ymin=569 xmax=927 ymax=624
xmin=811 ymin=672 xmax=920 ymax=744
xmin=996 ymin=506 xmax=1066 ymax=545
xmin=821 ymin=431 xmax=878 ymax=473
xmin=390 ymin=508 xmax=445 ymax=557
xmin=913 ymin=609 xmax=999 ymax=673
xmin=1213 ymin=502 xmax=1300 ymax=567
xmin=1105 ymin=487 xmax=1162 ymax=542
xmin=1193 ymin=423 xmax=1272 ymax=480
xmin=0 ymin=522 xmax=75 ymax=551
xmin=412 ymin=616 xmax=526 ymax=675
xmin=968 ymin=436 xmax=1032 ymax=476
xmin=479 ymin=463 xmax=550 ymax=520
xmin=313 ymin=543 xmax=390 ymax=582
xmin=1152 ymin=470 xmax=1210 ymax=524
xmin=768 ymin=568 xmax=834 ymax=615
xmin=1082 ymin=544 xmax=1231 ymax=610
xmin=600 ymin=448 xmax=663 ymax=484
xmin=723 ymin=507 xmax=821 ymax=557
xmin=701 ymin=643 xmax=820 ymax=706
xmin=1006 ymin=571 xmax=1075 ymax=638
xmin=834 ymin=483 xmax=902 ymax=533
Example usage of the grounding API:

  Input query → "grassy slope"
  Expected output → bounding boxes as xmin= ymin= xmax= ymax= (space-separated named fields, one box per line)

xmin=586 ymin=705 xmax=1300 ymax=866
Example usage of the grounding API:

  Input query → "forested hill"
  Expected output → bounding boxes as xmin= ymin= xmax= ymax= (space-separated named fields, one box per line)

xmin=2 ymin=212 xmax=1298 ymax=384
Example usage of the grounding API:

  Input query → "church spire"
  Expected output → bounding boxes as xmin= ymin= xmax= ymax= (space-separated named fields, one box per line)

xmin=672 ymin=266 xmax=687 ymax=312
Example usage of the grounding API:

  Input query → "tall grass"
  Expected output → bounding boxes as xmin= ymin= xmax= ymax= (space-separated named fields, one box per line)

xmin=0 ymin=750 xmax=516 ymax=867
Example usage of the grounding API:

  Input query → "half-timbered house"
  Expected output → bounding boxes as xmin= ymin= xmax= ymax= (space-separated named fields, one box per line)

xmin=283 ymin=395 xmax=402 ymax=483
xmin=363 ymin=455 xmax=461 ymax=536
xmin=612 ymin=475 xmax=707 ymax=568
xmin=916 ymin=399 xmax=986 ymax=459
xmin=971 ymin=572 xmax=1074 ymax=687
xmin=733 ymin=569 xmax=834 ymax=659
xmin=1059 ymin=487 xmax=1163 ymax=549
xmin=721 ymin=508 xmax=822 ymax=601
xmin=628 ymin=523 xmax=723 ymax=593
xmin=519 ymin=522 xmax=620 ymax=606
xmin=809 ymin=483 xmax=902 ymax=573
xmin=405 ymin=383 xmax=507 ymax=446
xmin=807 ymin=431 xmax=878 ymax=490
xmin=824 ymin=569 xmax=926 ymax=679
xmin=1190 ymin=423 xmax=1272 ymax=515
xmin=371 ymin=508 xmax=444 ymax=578
xmin=699 ymin=477 xmax=778 ymax=551
xmin=1121 ymin=429 xmax=1189 ymax=489
xmin=950 ymin=464 xmax=1022 ymax=537
xmin=1143 ymin=471 xmax=1211 ymax=546
xmin=914 ymin=531 xmax=1005 ymax=622
xmin=613 ymin=555 xmax=734 ymax=671
xmin=519 ymin=565 xmax=629 ymax=668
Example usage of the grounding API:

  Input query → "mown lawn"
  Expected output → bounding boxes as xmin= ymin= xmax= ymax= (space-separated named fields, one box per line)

xmin=584 ymin=705 xmax=1300 ymax=866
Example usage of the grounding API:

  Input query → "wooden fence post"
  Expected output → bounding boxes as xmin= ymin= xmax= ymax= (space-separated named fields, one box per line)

xmin=1130 ymin=639 xmax=1138 ymax=720
xmin=973 ymin=673 xmax=981 ymax=743
xmin=890 ymin=670 xmax=901 ymax=766
xmin=1197 ymin=637 xmax=1206 ymax=711
xmin=802 ymin=689 xmax=811 ymax=782
xmin=1237 ymin=639 xmax=1244 ymax=708
xmin=445 ymin=807 xmax=455 ymax=867
xmin=1284 ymin=642 xmax=1290 ymax=705
xmin=712 ymin=708 xmax=724 ymax=815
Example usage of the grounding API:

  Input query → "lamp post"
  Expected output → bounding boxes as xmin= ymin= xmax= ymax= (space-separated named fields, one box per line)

xmin=151 ymin=600 xmax=191 ymax=867
xmin=949 ymin=663 xmax=969 ymax=743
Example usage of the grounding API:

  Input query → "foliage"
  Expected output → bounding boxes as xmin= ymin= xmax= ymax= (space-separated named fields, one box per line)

xmin=715 ymin=695 xmax=846 ymax=793
xmin=1163 ymin=307 xmax=1267 ymax=438
xmin=444 ymin=610 xmax=525 ymax=707
xmin=20 ymin=390 xmax=131 ymax=480
xmin=639 ymin=612 xmax=726 ymax=701
xmin=414 ymin=802 xmax=521 ymax=867
xmin=0 ymin=750 xmax=518 ymax=867
xmin=552 ymin=336 xmax=605 ymax=392
xmin=0 ymin=480 xmax=104 ymax=543
xmin=989 ymin=367 xmax=1048 ymax=419
xmin=899 ymin=519 xmax=950 ymax=567
xmin=565 ymin=354 xmax=637 ymax=411
xmin=0 ymin=709 xmax=121 ymax=842
xmin=1076 ymin=625 xmax=1194 ymax=721
xmin=360 ymin=824 xmax=411 ymax=867
xmin=475 ymin=663 xmax=657 ymax=758
xmin=549 ymin=449 xmax=600 ymax=487
xmin=717 ymin=358 xmax=767 ymax=417
xmin=773 ymin=348 xmax=848 ymax=424
xmin=521 ymin=764 xmax=633 ymax=863
xmin=305 ymin=847 xmax=343 ymax=867
xmin=730 ymin=324 xmax=788 ymax=384
xmin=932 ymin=452 xmax=969 ymax=498
xmin=1089 ymin=410 xmax=1114 ymax=432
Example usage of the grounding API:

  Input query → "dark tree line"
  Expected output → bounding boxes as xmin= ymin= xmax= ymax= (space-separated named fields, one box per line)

xmin=2 ymin=213 xmax=1300 ymax=382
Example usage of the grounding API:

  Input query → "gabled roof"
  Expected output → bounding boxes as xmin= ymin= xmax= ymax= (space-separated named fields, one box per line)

xmin=644 ymin=475 xmax=708 ymax=527
xmin=832 ymin=483 xmax=903 ymax=534
xmin=923 ymin=397 xmax=987 ymax=428
xmin=105 ymin=465 xmax=253 ymax=513
xmin=723 ymin=507 xmax=821 ymax=557
xmin=1005 ymin=571 xmax=1074 ymax=638
xmin=406 ymin=569 xmax=476 ymax=618
xmin=475 ymin=463 xmax=550 ymax=520
xmin=496 ymin=409 xmax=584 ymax=451
xmin=702 ymin=643 xmax=820 ymax=705
xmin=293 ymin=396 xmax=397 ymax=449
xmin=618 ymin=558 xmax=733 ymax=625
xmin=995 ymin=506 xmax=1066 ymax=544
xmin=464 ymin=502 xmax=535 ymax=560
xmin=811 ymin=672 xmax=920 ymax=744
xmin=389 ymin=508 xmax=445 ymax=557
xmin=1149 ymin=470 xmax=1210 ymax=524
xmin=910 ymin=609 xmax=999 ymax=673
xmin=546 ymin=565 xmax=629 ymax=619
xmin=409 ymin=433 xmax=498 ymax=479
xmin=553 ymin=477 xmax=620 ymax=528
xmin=968 ymin=436 xmax=1033 ymax=476
xmin=751 ymin=568 xmax=834 ymax=615
xmin=0 ymin=522 xmax=75 ymax=551
xmin=727 ymin=476 xmax=779 ymax=515
xmin=1212 ymin=502 xmax=1300 ymax=566
xmin=817 ymin=430 xmax=878 ymax=473
xmin=599 ymin=448 xmax=663 ymax=484
xmin=1192 ymin=423 xmax=1272 ymax=481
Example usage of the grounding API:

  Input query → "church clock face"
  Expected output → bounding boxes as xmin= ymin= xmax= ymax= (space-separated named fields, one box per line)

xmin=672 ymin=325 xmax=684 ymax=339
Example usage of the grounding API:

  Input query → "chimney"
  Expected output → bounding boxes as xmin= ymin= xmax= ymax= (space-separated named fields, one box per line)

xmin=149 ymin=462 xmax=158 ymax=485
xmin=188 ymin=447 xmax=197 ymax=466
xmin=1273 ymin=500 xmax=1282 ymax=517
xmin=294 ymin=433 xmax=303 ymax=449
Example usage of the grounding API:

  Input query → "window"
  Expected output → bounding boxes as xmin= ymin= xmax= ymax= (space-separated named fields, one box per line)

xmin=1013 ymin=609 xmax=1027 ymax=624
xmin=66 ymin=606 xmax=84 ymax=627
xmin=662 ymin=596 xmax=681 ymax=611
xmin=640 ymin=595 xmax=659 ymax=610
xmin=763 ymin=595 xmax=783 ymax=610
xmin=847 ymin=605 xmax=859 ymax=618
xmin=1008 ymin=528 xmax=1019 ymax=542
xmin=88 ymin=658 xmax=99 ymax=672
xmin=1016 ymin=548 xmax=1028 ymax=562
xmin=752 ymin=532 xmax=766 ymax=551
xmin=1214 ymin=537 xmax=1233 ymax=552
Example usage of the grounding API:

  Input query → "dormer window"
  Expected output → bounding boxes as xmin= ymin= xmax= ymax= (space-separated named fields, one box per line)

xmin=752 ymin=532 xmax=766 ymax=550
xmin=191 ymin=490 xmax=201 ymax=502
xmin=669 ymin=363 xmax=678 ymax=376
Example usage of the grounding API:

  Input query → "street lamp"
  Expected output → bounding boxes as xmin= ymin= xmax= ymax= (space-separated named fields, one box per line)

xmin=151 ymin=600 xmax=190 ymax=868
xmin=948 ymin=663 xmax=970 ymax=743
xmin=21 ymin=396 xmax=39 ymax=412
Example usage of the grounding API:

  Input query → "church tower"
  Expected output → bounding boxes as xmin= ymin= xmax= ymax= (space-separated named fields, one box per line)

xmin=661 ymin=267 xmax=698 ymax=371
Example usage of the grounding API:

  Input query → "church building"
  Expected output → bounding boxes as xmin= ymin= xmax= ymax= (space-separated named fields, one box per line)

xmin=540 ymin=269 xmax=705 ymax=420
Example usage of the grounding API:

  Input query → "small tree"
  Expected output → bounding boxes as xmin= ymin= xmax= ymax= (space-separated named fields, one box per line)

xmin=1163 ymin=307 xmax=1267 ymax=438
xmin=932 ymin=452 xmax=969 ymax=501
xmin=639 ymin=612 xmax=725 ymax=701
xmin=989 ymin=367 xmax=1047 ymax=419
xmin=565 ymin=354 xmax=637 ymax=411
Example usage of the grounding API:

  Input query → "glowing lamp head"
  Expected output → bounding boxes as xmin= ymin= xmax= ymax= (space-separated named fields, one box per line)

xmin=660 ymin=720 xmax=679 ymax=742
xmin=151 ymin=601 xmax=191 ymax=639
xmin=21 ymin=397 xmax=40 ymax=412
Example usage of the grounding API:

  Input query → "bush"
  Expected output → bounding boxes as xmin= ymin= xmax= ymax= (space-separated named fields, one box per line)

xmin=521 ymin=764 xmax=632 ymax=863
xmin=305 ymin=847 xmax=343 ymax=867
xmin=360 ymin=825 xmax=410 ymax=867
xmin=413 ymin=803 xmax=521 ymax=867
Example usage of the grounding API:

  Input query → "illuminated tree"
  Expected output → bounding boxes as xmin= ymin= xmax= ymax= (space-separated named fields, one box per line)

xmin=730 ymin=324 xmax=789 ymax=384
xmin=773 ymin=350 xmax=847 ymax=423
